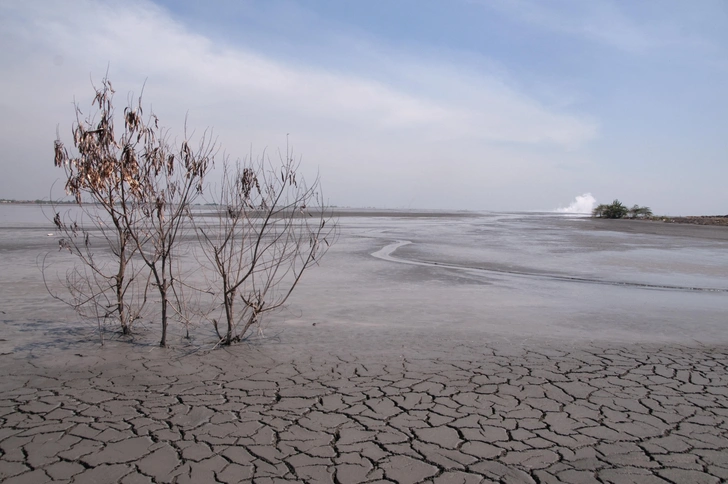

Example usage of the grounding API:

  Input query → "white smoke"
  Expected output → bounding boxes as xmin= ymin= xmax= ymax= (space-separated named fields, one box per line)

xmin=556 ymin=193 xmax=597 ymax=214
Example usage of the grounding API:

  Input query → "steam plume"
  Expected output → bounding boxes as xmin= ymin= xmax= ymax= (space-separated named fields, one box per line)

xmin=556 ymin=193 xmax=597 ymax=214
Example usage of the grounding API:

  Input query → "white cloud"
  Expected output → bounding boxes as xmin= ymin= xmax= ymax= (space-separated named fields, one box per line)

xmin=0 ymin=0 xmax=597 ymax=208
xmin=478 ymin=0 xmax=708 ymax=54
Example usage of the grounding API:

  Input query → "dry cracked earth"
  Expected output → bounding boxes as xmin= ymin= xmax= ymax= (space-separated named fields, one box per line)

xmin=1 ymin=332 xmax=727 ymax=484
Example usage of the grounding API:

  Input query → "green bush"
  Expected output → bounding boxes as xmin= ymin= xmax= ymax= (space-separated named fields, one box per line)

xmin=628 ymin=204 xmax=653 ymax=218
xmin=592 ymin=200 xmax=652 ymax=219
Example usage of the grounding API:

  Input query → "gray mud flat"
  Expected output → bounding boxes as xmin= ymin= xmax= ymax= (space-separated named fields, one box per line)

xmin=1 ymin=206 xmax=727 ymax=483
xmin=1 ymin=335 xmax=728 ymax=484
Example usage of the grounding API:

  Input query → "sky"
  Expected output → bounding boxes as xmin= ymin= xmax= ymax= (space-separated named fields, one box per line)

xmin=1 ymin=0 xmax=726 ymax=214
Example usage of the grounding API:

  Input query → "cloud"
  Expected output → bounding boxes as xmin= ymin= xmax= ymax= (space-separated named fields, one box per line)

xmin=0 ymin=0 xmax=597 ymax=208
xmin=476 ymin=0 xmax=708 ymax=54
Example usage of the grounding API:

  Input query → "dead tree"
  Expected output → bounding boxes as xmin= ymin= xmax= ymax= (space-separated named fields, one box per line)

xmin=49 ymin=77 xmax=214 ymax=345
xmin=49 ymin=75 xmax=333 ymax=347
xmin=196 ymin=150 xmax=337 ymax=345
xmin=50 ymin=77 xmax=148 ymax=335
xmin=129 ymin=120 xmax=214 ymax=347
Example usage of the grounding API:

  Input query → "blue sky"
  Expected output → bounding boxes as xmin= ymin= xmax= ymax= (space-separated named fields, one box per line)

xmin=1 ymin=0 xmax=726 ymax=213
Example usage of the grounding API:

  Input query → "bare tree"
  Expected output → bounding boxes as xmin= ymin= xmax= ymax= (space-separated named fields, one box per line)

xmin=127 ymin=121 xmax=214 ymax=347
xmin=50 ymin=77 xmax=148 ymax=335
xmin=48 ymin=75 xmax=334 ymax=347
xmin=49 ymin=76 xmax=214 ymax=345
xmin=196 ymin=149 xmax=337 ymax=345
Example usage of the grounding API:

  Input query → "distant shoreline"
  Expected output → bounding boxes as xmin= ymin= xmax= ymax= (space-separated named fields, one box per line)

xmin=0 ymin=199 xmax=76 ymax=205
xmin=1 ymin=200 xmax=726 ymax=225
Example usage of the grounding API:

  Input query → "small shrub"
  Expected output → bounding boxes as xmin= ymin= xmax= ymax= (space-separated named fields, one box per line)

xmin=592 ymin=200 xmax=652 ymax=219
xmin=592 ymin=199 xmax=628 ymax=219
xmin=628 ymin=204 xmax=653 ymax=218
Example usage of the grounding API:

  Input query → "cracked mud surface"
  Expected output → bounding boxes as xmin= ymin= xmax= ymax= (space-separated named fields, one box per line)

xmin=1 ymin=331 xmax=727 ymax=484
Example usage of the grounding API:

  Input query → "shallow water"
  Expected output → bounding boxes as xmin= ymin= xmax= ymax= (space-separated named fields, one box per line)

xmin=1 ymin=204 xmax=727 ymax=351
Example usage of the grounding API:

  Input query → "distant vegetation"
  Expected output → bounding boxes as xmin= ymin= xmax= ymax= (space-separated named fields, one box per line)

xmin=0 ymin=199 xmax=75 ymax=204
xmin=592 ymin=200 xmax=653 ymax=219
xmin=590 ymin=199 xmax=728 ymax=225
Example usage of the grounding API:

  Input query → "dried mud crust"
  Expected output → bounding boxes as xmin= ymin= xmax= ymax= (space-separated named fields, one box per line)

xmin=0 ymin=341 xmax=727 ymax=484
xmin=649 ymin=216 xmax=728 ymax=227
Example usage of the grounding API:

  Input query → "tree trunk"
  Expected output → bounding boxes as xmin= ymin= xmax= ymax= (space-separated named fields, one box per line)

xmin=160 ymin=284 xmax=167 ymax=347
xmin=225 ymin=292 xmax=234 ymax=345
xmin=117 ymin=255 xmax=128 ymax=334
